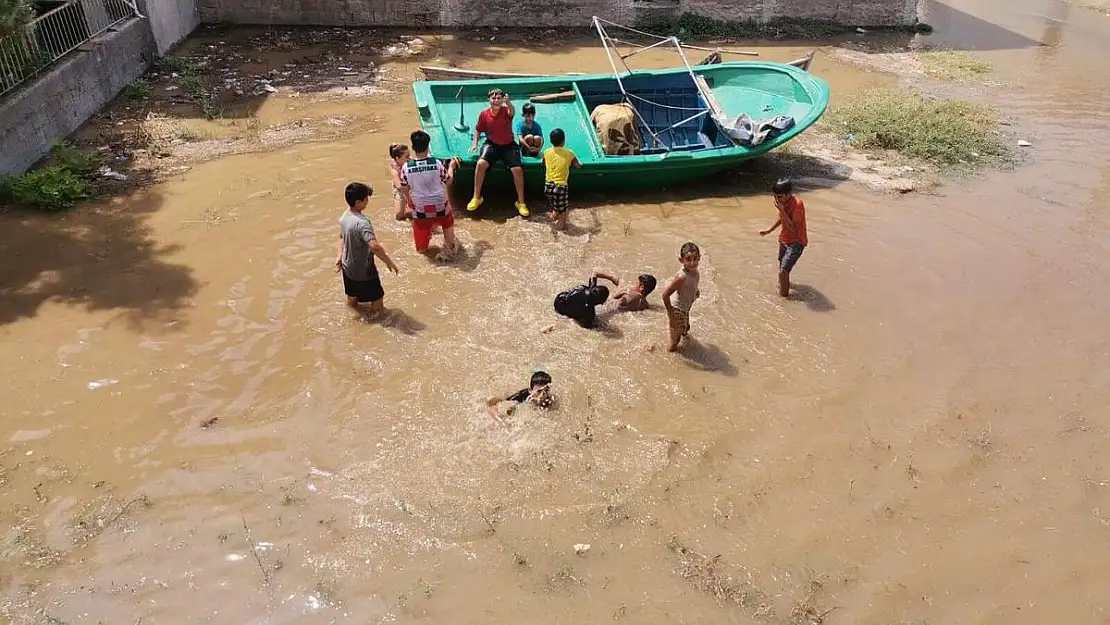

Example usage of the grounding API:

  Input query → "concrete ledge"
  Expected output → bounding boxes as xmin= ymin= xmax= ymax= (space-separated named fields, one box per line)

xmin=197 ymin=0 xmax=920 ymax=27
xmin=0 ymin=18 xmax=156 ymax=177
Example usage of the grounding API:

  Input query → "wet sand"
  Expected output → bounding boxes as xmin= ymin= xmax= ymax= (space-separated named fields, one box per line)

xmin=3 ymin=0 xmax=1110 ymax=623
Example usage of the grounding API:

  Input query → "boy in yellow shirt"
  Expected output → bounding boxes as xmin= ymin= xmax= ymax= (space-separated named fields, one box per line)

xmin=541 ymin=128 xmax=581 ymax=231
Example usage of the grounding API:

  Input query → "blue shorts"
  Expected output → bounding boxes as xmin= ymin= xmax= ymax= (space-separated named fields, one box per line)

xmin=778 ymin=243 xmax=805 ymax=271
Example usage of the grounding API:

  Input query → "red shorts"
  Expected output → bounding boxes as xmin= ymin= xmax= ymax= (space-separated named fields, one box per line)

xmin=412 ymin=213 xmax=455 ymax=252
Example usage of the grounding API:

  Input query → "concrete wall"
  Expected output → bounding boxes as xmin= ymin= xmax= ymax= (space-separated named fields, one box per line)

xmin=140 ymin=0 xmax=201 ymax=55
xmin=0 ymin=19 xmax=156 ymax=177
xmin=197 ymin=0 xmax=920 ymax=27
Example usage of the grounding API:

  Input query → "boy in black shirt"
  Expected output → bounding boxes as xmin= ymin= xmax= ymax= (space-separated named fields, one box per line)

xmin=553 ymin=271 xmax=619 ymax=328
xmin=487 ymin=370 xmax=554 ymax=425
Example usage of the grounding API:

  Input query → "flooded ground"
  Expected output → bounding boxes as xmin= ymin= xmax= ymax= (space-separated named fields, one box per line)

xmin=3 ymin=0 xmax=1110 ymax=623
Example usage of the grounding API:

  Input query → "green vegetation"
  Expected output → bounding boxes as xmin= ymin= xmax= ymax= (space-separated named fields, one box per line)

xmin=124 ymin=77 xmax=152 ymax=100
xmin=641 ymin=12 xmax=931 ymax=41
xmin=923 ymin=50 xmax=993 ymax=82
xmin=0 ymin=0 xmax=34 ymax=38
xmin=157 ymin=54 xmax=192 ymax=73
xmin=0 ymin=142 xmax=101 ymax=211
xmin=828 ymin=87 xmax=1011 ymax=167
xmin=157 ymin=54 xmax=218 ymax=118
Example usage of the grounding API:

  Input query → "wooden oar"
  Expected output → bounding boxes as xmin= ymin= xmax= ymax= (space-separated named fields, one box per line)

xmin=679 ymin=43 xmax=760 ymax=57
xmin=529 ymin=90 xmax=576 ymax=103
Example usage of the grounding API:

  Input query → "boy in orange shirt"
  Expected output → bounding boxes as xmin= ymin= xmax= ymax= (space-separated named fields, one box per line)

xmin=760 ymin=177 xmax=808 ymax=297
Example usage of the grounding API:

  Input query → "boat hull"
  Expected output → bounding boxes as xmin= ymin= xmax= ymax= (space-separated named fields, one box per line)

xmin=413 ymin=61 xmax=829 ymax=195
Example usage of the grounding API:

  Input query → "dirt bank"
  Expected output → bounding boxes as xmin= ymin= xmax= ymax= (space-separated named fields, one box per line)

xmin=66 ymin=25 xmax=1010 ymax=199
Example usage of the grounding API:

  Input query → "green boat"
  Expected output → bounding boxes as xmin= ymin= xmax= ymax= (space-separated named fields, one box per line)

xmin=411 ymin=17 xmax=830 ymax=196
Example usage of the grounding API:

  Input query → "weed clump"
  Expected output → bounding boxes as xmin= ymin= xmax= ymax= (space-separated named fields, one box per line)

xmin=923 ymin=49 xmax=993 ymax=82
xmin=0 ymin=142 xmax=101 ymax=211
xmin=124 ymin=77 xmax=152 ymax=100
xmin=829 ymin=87 xmax=1011 ymax=167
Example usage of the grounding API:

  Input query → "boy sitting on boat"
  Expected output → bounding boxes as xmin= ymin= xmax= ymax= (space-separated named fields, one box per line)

xmin=517 ymin=103 xmax=544 ymax=157
xmin=401 ymin=129 xmax=462 ymax=260
xmin=468 ymin=87 xmax=529 ymax=217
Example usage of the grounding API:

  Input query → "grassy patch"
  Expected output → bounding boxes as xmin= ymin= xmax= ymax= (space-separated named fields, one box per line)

xmin=828 ymin=87 xmax=1011 ymax=167
xmin=923 ymin=50 xmax=992 ymax=82
xmin=0 ymin=142 xmax=101 ymax=211
xmin=157 ymin=54 xmax=219 ymax=119
xmin=640 ymin=12 xmax=930 ymax=41
xmin=124 ymin=77 xmax=152 ymax=100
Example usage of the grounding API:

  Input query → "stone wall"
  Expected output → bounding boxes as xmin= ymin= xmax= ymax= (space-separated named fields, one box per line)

xmin=0 ymin=18 xmax=156 ymax=176
xmin=197 ymin=0 xmax=920 ymax=27
xmin=140 ymin=0 xmax=201 ymax=55
xmin=0 ymin=1 xmax=202 ymax=176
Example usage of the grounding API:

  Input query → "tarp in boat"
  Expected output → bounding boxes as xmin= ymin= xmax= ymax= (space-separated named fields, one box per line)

xmin=590 ymin=103 xmax=642 ymax=156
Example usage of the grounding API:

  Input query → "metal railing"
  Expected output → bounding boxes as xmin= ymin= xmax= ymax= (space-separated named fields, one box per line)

xmin=0 ymin=0 xmax=142 ymax=98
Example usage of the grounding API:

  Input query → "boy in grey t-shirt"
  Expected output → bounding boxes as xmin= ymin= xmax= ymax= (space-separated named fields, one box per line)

xmin=335 ymin=182 xmax=399 ymax=314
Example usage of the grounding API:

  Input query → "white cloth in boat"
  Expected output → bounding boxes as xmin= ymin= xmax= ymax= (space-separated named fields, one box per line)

xmin=721 ymin=114 xmax=796 ymax=147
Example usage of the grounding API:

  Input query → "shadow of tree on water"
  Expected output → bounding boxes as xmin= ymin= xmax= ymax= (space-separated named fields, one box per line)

xmin=0 ymin=192 xmax=198 ymax=329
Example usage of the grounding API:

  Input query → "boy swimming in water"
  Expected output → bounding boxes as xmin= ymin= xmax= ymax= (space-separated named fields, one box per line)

xmin=612 ymin=274 xmax=657 ymax=312
xmin=486 ymin=369 xmax=554 ymax=425
xmin=553 ymin=271 xmax=618 ymax=328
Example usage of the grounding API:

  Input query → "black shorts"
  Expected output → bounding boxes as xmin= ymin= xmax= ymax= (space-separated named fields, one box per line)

xmin=343 ymin=268 xmax=385 ymax=303
xmin=778 ymin=243 xmax=805 ymax=272
xmin=544 ymin=181 xmax=569 ymax=213
xmin=479 ymin=142 xmax=522 ymax=169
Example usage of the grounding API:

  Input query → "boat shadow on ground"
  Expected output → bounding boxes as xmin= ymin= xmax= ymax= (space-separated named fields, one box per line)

xmin=451 ymin=149 xmax=853 ymax=220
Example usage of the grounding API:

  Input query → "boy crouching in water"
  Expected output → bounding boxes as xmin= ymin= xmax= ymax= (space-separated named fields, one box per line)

xmin=400 ymin=129 xmax=462 ymax=259
xmin=487 ymin=370 xmax=554 ymax=425
xmin=542 ymin=128 xmax=581 ymax=231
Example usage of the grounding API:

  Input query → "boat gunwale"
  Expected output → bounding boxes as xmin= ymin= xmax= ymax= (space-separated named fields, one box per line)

xmin=413 ymin=60 xmax=829 ymax=167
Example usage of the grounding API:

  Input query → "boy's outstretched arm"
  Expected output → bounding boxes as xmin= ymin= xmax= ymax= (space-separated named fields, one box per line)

xmin=759 ymin=219 xmax=782 ymax=237
xmin=592 ymin=271 xmax=620 ymax=286
xmin=369 ymin=240 xmax=400 ymax=274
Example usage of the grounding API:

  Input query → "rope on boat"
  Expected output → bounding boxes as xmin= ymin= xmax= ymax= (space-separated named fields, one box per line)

xmin=592 ymin=16 xmax=726 ymax=152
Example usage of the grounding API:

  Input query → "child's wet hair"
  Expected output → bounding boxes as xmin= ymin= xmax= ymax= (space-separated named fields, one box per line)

xmin=388 ymin=143 xmax=408 ymax=159
xmin=638 ymin=274 xmax=657 ymax=295
xmin=589 ymin=285 xmax=610 ymax=305
xmin=488 ymin=87 xmax=504 ymax=97
xmin=550 ymin=128 xmax=566 ymax=147
xmin=522 ymin=103 xmax=536 ymax=116
xmin=409 ymin=129 xmax=431 ymax=153
xmin=772 ymin=177 xmax=793 ymax=195
xmin=344 ymin=182 xmax=373 ymax=207
xmin=530 ymin=370 xmax=552 ymax=388
xmin=679 ymin=242 xmax=700 ymax=258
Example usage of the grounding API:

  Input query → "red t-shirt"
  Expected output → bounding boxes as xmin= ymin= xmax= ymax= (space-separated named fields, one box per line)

xmin=477 ymin=106 xmax=514 ymax=145
xmin=778 ymin=197 xmax=808 ymax=246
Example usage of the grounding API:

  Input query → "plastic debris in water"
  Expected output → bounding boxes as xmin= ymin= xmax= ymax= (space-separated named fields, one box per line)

xmin=573 ymin=543 xmax=591 ymax=555
xmin=87 ymin=379 xmax=119 ymax=390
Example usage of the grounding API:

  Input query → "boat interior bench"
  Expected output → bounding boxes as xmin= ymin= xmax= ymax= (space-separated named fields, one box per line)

xmin=579 ymin=73 xmax=732 ymax=155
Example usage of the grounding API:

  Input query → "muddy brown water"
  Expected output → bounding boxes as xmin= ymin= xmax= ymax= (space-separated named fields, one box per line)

xmin=4 ymin=1 xmax=1110 ymax=623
